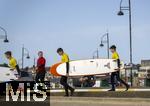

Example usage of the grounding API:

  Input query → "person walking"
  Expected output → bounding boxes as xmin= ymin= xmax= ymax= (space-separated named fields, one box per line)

xmin=5 ymin=51 xmax=21 ymax=93
xmin=57 ymin=48 xmax=74 ymax=96
xmin=108 ymin=45 xmax=129 ymax=91
xmin=35 ymin=51 xmax=46 ymax=91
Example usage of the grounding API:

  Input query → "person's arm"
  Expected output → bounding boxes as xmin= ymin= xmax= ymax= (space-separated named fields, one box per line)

xmin=117 ymin=59 xmax=120 ymax=68
xmin=15 ymin=65 xmax=21 ymax=75
xmin=66 ymin=62 xmax=69 ymax=75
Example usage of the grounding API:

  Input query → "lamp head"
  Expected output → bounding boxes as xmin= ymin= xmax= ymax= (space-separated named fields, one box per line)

xmin=117 ymin=10 xmax=124 ymax=16
xmin=100 ymin=43 xmax=104 ymax=47
xmin=26 ymin=54 xmax=30 ymax=59
xmin=4 ymin=37 xmax=9 ymax=43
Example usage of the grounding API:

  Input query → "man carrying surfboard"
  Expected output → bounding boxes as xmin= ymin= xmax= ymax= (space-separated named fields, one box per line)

xmin=5 ymin=51 xmax=21 ymax=93
xmin=57 ymin=48 xmax=75 ymax=96
xmin=5 ymin=51 xmax=20 ymax=76
xmin=108 ymin=45 xmax=129 ymax=91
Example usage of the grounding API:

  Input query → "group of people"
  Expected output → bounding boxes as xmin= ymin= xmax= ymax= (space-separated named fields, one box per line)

xmin=3 ymin=45 xmax=129 ymax=96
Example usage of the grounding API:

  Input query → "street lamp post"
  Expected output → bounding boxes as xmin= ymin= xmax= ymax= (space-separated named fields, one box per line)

xmin=33 ymin=57 xmax=36 ymax=67
xmin=92 ymin=48 xmax=99 ymax=59
xmin=21 ymin=45 xmax=30 ymax=69
xmin=0 ymin=26 xmax=9 ymax=43
xmin=117 ymin=0 xmax=133 ymax=86
xmin=100 ymin=32 xmax=110 ymax=59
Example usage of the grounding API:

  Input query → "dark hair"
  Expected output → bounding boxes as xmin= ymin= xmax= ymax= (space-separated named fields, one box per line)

xmin=5 ymin=51 xmax=12 ymax=56
xmin=57 ymin=48 xmax=63 ymax=53
xmin=110 ymin=45 xmax=116 ymax=50
xmin=38 ymin=51 xmax=43 ymax=54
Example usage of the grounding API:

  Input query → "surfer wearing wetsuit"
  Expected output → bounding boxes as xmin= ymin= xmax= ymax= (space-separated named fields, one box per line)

xmin=5 ymin=51 xmax=20 ymax=76
xmin=57 ymin=48 xmax=74 ymax=96
xmin=108 ymin=45 xmax=129 ymax=91
xmin=5 ymin=51 xmax=21 ymax=93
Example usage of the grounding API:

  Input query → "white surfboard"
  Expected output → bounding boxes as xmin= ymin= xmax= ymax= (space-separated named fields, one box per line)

xmin=50 ymin=59 xmax=124 ymax=76
xmin=0 ymin=67 xmax=18 ymax=82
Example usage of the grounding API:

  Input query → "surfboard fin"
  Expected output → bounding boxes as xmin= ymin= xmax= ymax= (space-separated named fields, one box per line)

xmin=104 ymin=63 xmax=110 ymax=69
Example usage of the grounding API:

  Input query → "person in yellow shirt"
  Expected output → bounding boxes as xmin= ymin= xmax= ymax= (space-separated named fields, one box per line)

xmin=5 ymin=51 xmax=21 ymax=94
xmin=108 ymin=45 xmax=129 ymax=91
xmin=5 ymin=51 xmax=20 ymax=73
xmin=57 ymin=48 xmax=74 ymax=96
xmin=8 ymin=56 xmax=17 ymax=70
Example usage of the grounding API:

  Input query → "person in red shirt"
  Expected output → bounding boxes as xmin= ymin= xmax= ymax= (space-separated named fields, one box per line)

xmin=35 ymin=51 xmax=46 ymax=82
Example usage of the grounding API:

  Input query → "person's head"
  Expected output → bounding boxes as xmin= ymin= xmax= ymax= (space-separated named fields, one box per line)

xmin=57 ymin=48 xmax=64 ymax=56
xmin=38 ymin=51 xmax=43 ymax=58
xmin=5 ymin=51 xmax=12 ymax=59
xmin=110 ymin=45 xmax=116 ymax=53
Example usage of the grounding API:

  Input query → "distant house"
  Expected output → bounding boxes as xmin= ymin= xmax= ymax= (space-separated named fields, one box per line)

xmin=139 ymin=60 xmax=150 ymax=79
xmin=138 ymin=60 xmax=150 ymax=87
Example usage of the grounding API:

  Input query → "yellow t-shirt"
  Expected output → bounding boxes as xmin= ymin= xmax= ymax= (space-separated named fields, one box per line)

xmin=9 ymin=57 xmax=17 ymax=69
xmin=61 ymin=53 xmax=69 ymax=62
xmin=112 ymin=51 xmax=119 ymax=59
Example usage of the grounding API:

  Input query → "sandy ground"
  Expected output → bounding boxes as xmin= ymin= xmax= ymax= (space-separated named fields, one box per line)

xmin=50 ymin=96 xmax=150 ymax=106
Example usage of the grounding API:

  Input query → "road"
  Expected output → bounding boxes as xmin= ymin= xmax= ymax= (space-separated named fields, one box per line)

xmin=50 ymin=96 xmax=150 ymax=106
xmin=0 ymin=95 xmax=150 ymax=106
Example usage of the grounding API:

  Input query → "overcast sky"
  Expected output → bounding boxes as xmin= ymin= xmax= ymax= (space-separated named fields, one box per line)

xmin=0 ymin=0 xmax=150 ymax=67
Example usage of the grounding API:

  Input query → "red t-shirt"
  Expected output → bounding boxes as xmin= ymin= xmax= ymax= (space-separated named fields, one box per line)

xmin=37 ymin=57 xmax=46 ymax=72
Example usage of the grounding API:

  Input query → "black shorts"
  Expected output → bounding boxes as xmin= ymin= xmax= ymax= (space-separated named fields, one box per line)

xmin=35 ymin=71 xmax=46 ymax=82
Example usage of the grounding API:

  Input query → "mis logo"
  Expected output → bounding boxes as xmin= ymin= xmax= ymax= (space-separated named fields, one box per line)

xmin=5 ymin=82 xmax=50 ymax=101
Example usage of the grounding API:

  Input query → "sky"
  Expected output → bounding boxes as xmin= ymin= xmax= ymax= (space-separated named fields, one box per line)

xmin=0 ymin=0 xmax=150 ymax=67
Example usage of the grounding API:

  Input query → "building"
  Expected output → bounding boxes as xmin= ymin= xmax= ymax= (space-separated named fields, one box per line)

xmin=138 ymin=60 xmax=150 ymax=87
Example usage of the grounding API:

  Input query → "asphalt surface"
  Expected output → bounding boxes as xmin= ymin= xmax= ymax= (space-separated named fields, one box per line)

xmin=0 ymin=95 xmax=150 ymax=106
xmin=50 ymin=96 xmax=150 ymax=106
